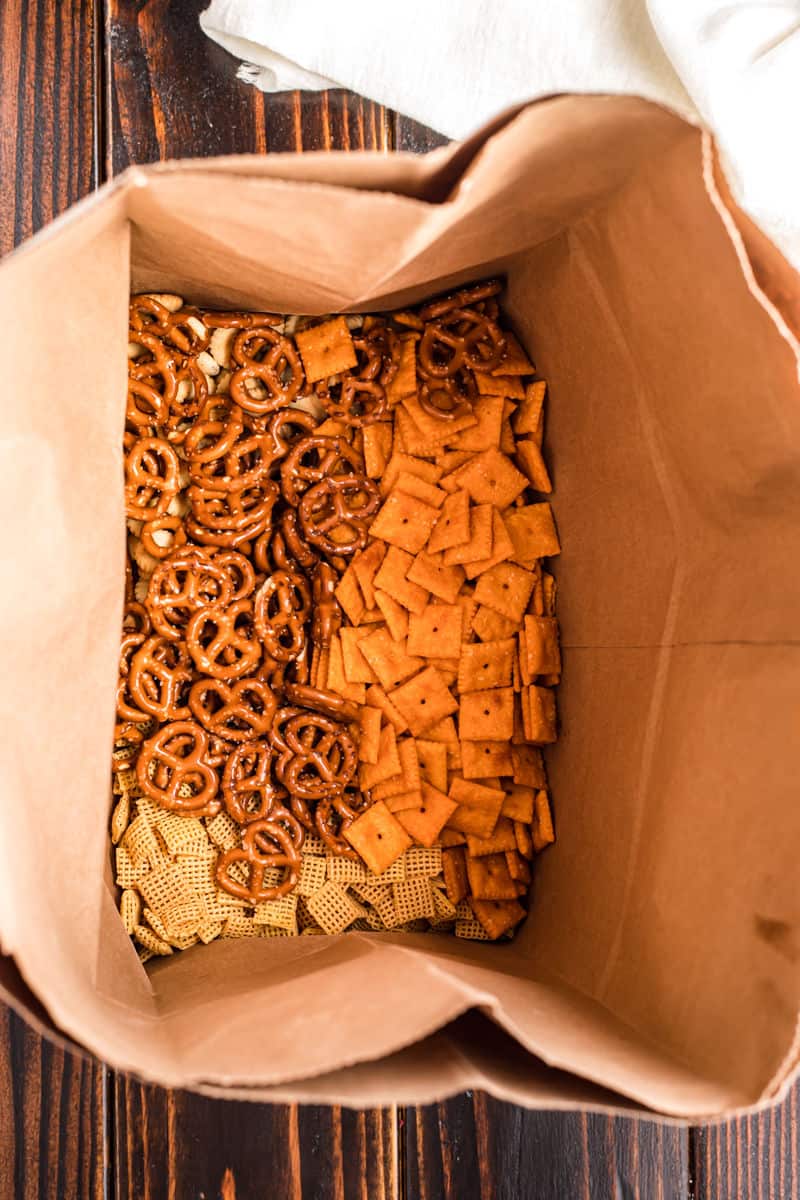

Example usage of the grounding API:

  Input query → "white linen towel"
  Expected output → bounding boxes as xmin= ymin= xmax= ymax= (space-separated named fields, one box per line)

xmin=199 ymin=0 xmax=800 ymax=272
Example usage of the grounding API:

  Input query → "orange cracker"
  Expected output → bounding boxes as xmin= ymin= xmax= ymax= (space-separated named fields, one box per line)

xmin=372 ymin=773 xmax=410 ymax=802
xmin=327 ymin=634 xmax=366 ymax=704
xmin=394 ymin=407 xmax=449 ymax=458
xmin=447 ymin=395 xmax=504 ymax=453
xmin=527 ymin=685 xmax=557 ymax=744
xmin=499 ymin=415 xmax=516 ymax=455
xmin=295 ymin=316 xmax=357 ymax=383
xmin=461 ymin=740 xmax=514 ymax=780
xmin=442 ymin=504 xmax=493 ymax=566
xmin=408 ymin=550 xmax=465 ymax=604
xmin=493 ymin=331 xmax=534 ymax=375
xmin=505 ymin=849 xmax=532 ymax=886
xmin=455 ymin=448 xmax=527 ymax=509
xmin=386 ymin=790 xmax=424 ymax=814
xmin=414 ymin=739 xmax=449 ymax=792
xmin=462 ymin=509 xmax=515 ymax=580
xmin=344 ymin=800 xmax=412 ymax=875
xmin=389 ymin=666 xmax=458 ymax=736
xmin=374 ymin=588 xmax=409 ymax=641
xmin=446 ymin=777 xmax=505 ymax=838
xmin=474 ymin=371 xmax=526 ymax=400
xmin=513 ymin=380 xmax=546 ymax=435
xmin=340 ymin=626 xmax=379 ymax=685
xmin=360 ymin=724 xmax=402 ymax=790
xmin=459 ymin=687 xmax=514 ymax=741
xmin=370 ymin=490 xmax=440 ymax=555
xmin=440 ymin=828 xmax=466 ymax=848
xmin=532 ymin=789 xmax=555 ymax=851
xmin=427 ymin=658 xmax=459 ymax=688
xmin=515 ymin=438 xmax=552 ymax=493
xmin=505 ymin=503 xmax=560 ymax=559
xmin=470 ymin=897 xmax=526 ymax=939
xmin=523 ymin=615 xmax=561 ymax=677
xmin=314 ymin=417 xmax=349 ymax=438
xmin=514 ymin=820 xmax=533 ymax=859
xmin=511 ymin=744 xmax=546 ymax=788
xmin=471 ymin=605 xmax=518 ymax=643
xmin=380 ymin=453 xmax=442 ymax=497
xmin=335 ymin=563 xmax=366 ymax=624
xmin=366 ymin=684 xmax=409 ymax=733
xmin=466 ymin=817 xmax=518 ymax=857
xmin=407 ymin=602 xmax=463 ymax=660
xmin=501 ymin=784 xmax=535 ymax=823
xmin=362 ymin=422 xmax=393 ymax=478
xmin=359 ymin=627 xmax=424 ymax=691
xmin=397 ymin=736 xmax=421 ymax=791
xmin=394 ymin=472 xmax=446 ymax=508
xmin=465 ymin=852 xmax=520 ymax=900
xmin=351 ymin=540 xmax=387 ymax=610
xmin=457 ymin=637 xmax=516 ymax=693
xmin=473 ymin=562 xmax=536 ymax=623
xmin=385 ymin=333 xmax=418 ymax=405
xmin=436 ymin=451 xmax=473 ymax=480
xmin=428 ymin=489 xmax=471 ymax=554
xmin=373 ymin=545 xmax=429 ymax=614
xmin=402 ymin=392 xmax=477 ymax=444
xmin=397 ymin=781 xmax=458 ymax=847
xmin=358 ymin=705 xmax=383 ymax=764
xmin=442 ymin=846 xmax=469 ymax=905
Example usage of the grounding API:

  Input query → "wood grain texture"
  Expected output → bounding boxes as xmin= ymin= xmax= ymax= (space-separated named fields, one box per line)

xmin=0 ymin=1007 xmax=108 ymax=1200
xmin=694 ymin=1091 xmax=800 ymax=1200
xmin=405 ymin=1093 xmax=690 ymax=1200
xmin=0 ymin=0 xmax=99 ymax=256
xmin=105 ymin=0 xmax=392 ymax=173
xmin=113 ymin=1075 xmax=398 ymax=1200
xmin=394 ymin=113 xmax=450 ymax=155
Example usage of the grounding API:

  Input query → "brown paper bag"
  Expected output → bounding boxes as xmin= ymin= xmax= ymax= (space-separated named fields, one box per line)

xmin=0 ymin=95 xmax=798 ymax=1119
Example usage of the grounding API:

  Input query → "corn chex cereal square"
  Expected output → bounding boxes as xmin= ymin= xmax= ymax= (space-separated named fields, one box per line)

xmin=296 ymin=854 xmax=327 ymax=897
xmin=254 ymin=892 xmax=298 ymax=932
xmin=306 ymin=881 xmax=365 ymax=935
xmin=393 ymin=878 xmax=436 ymax=922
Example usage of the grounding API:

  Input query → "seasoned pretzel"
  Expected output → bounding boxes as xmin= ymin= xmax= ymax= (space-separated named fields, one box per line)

xmin=266 ymin=408 xmax=319 ymax=459
xmin=187 ymin=425 xmax=274 ymax=493
xmin=186 ymin=480 xmax=278 ymax=549
xmin=280 ymin=435 xmax=361 ymax=506
xmin=279 ymin=509 xmax=318 ymax=570
xmin=122 ymin=602 xmax=151 ymax=636
xmin=315 ymin=789 xmax=367 ymax=859
xmin=146 ymin=548 xmax=233 ymax=640
xmin=209 ymin=549 xmax=256 ymax=601
xmin=298 ymin=475 xmax=379 ymax=556
xmin=417 ymin=363 xmax=477 ymax=419
xmin=215 ymin=816 xmax=302 ymax=902
xmin=127 ymin=329 xmax=180 ymax=409
xmin=254 ymin=570 xmax=311 ymax=663
xmin=418 ymin=308 xmax=506 ymax=377
xmin=189 ymin=676 xmax=277 ymax=742
xmin=124 ymin=436 xmax=181 ymax=521
xmin=229 ymin=327 xmax=304 ymax=415
xmin=222 ymin=740 xmax=284 ymax=824
xmin=128 ymin=634 xmax=193 ymax=722
xmin=140 ymin=515 xmax=187 ymax=561
xmin=127 ymin=376 xmax=169 ymax=432
xmin=417 ymin=278 xmax=503 ymax=321
xmin=203 ymin=311 xmax=282 ymax=330
xmin=136 ymin=720 xmax=220 ymax=816
xmin=186 ymin=600 xmax=261 ymax=680
xmin=274 ymin=710 xmax=357 ymax=799
xmin=116 ymin=631 xmax=152 ymax=726
xmin=311 ymin=562 xmax=342 ymax=648
xmin=283 ymin=683 xmax=359 ymax=723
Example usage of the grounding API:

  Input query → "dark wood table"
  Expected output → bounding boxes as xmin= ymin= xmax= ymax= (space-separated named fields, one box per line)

xmin=0 ymin=3 xmax=796 ymax=1196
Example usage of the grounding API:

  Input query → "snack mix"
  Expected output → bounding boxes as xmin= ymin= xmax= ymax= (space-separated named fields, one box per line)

xmin=113 ymin=280 xmax=560 ymax=958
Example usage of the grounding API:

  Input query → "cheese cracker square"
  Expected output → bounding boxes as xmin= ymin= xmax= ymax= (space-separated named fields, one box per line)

xmin=461 ymin=740 xmax=514 ymax=780
xmin=389 ymin=666 xmax=458 ymax=736
xmin=407 ymin=603 xmax=463 ymax=660
xmin=370 ymin=490 xmax=440 ymax=555
xmin=459 ymin=687 xmax=515 ymax=741
xmin=455 ymin=448 xmax=527 ymax=508
xmin=344 ymin=800 xmax=412 ymax=875
xmin=360 ymin=626 xmax=425 ymax=690
xmin=446 ymin=778 xmax=504 ymax=838
xmin=428 ymin=489 xmax=471 ymax=554
xmin=473 ymin=562 xmax=536 ymax=624
xmin=295 ymin=316 xmax=357 ymax=383
xmin=457 ymin=637 xmax=516 ymax=693
xmin=397 ymin=781 xmax=457 ymax=848
xmin=373 ymin=545 xmax=430 ymax=614
xmin=407 ymin=551 xmax=464 ymax=604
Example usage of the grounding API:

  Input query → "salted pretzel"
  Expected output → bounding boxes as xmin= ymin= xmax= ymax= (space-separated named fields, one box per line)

xmin=215 ymin=814 xmax=302 ymax=902
xmin=188 ymin=676 xmax=277 ymax=742
xmin=124 ymin=436 xmax=181 ymax=521
xmin=128 ymin=634 xmax=193 ymax=722
xmin=229 ymin=327 xmax=305 ymax=415
xmin=185 ymin=599 xmax=261 ymax=680
xmin=298 ymin=475 xmax=379 ymax=556
xmin=136 ymin=720 xmax=220 ymax=817
xmin=254 ymin=570 xmax=311 ymax=663
xmin=146 ymin=547 xmax=233 ymax=640
xmin=222 ymin=740 xmax=284 ymax=824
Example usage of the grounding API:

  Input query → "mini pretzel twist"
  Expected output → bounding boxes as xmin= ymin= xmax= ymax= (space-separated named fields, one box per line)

xmin=188 ymin=676 xmax=277 ymax=742
xmin=229 ymin=328 xmax=305 ymax=415
xmin=298 ymin=475 xmax=379 ymax=557
xmin=186 ymin=480 xmax=278 ymax=549
xmin=140 ymin=515 xmax=187 ymax=561
xmin=274 ymin=711 xmax=357 ymax=800
xmin=128 ymin=634 xmax=194 ymax=722
xmin=136 ymin=719 xmax=220 ymax=817
xmin=124 ymin=436 xmax=181 ymax=521
xmin=280 ymin=435 xmax=362 ymax=506
xmin=254 ymin=570 xmax=311 ymax=663
xmin=222 ymin=740 xmax=284 ymax=824
xmin=215 ymin=814 xmax=302 ymax=902
xmin=146 ymin=548 xmax=233 ymax=640
xmin=310 ymin=562 xmax=342 ymax=648
xmin=186 ymin=600 xmax=262 ymax=680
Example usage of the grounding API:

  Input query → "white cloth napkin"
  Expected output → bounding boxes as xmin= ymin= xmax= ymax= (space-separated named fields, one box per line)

xmin=199 ymin=0 xmax=800 ymax=272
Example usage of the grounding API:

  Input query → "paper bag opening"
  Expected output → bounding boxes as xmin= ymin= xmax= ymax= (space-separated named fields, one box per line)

xmin=0 ymin=95 xmax=798 ymax=1117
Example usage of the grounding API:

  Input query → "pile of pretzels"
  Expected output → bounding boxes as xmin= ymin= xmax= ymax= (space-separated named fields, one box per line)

xmin=120 ymin=299 xmax=404 ymax=901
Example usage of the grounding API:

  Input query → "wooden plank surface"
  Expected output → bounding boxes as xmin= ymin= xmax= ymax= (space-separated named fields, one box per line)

xmin=0 ymin=1 xmax=796 ymax=1196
